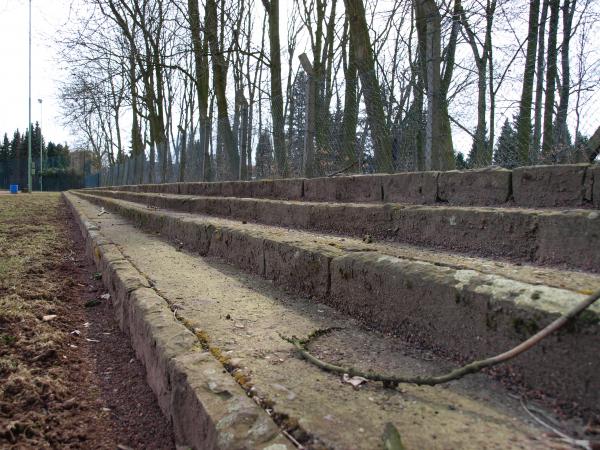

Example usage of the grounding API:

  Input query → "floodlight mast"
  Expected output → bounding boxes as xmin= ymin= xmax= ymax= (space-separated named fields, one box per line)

xmin=27 ymin=0 xmax=32 ymax=193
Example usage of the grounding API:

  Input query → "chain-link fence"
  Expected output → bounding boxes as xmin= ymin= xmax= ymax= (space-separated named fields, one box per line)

xmin=91 ymin=91 xmax=600 ymax=188
xmin=0 ymin=154 xmax=91 ymax=192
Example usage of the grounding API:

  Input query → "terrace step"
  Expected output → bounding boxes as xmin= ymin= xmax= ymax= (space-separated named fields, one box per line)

xmin=65 ymin=191 xmax=587 ymax=449
xmin=71 ymin=190 xmax=600 ymax=412
xmin=85 ymin=188 xmax=600 ymax=272
xmin=98 ymin=163 xmax=600 ymax=208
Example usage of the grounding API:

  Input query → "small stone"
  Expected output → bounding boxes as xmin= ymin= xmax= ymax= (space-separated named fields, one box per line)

xmin=42 ymin=315 xmax=57 ymax=322
xmin=62 ymin=398 xmax=77 ymax=410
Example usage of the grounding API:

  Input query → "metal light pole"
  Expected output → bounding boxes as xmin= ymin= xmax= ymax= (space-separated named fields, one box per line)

xmin=27 ymin=0 xmax=32 ymax=193
xmin=38 ymin=98 xmax=43 ymax=191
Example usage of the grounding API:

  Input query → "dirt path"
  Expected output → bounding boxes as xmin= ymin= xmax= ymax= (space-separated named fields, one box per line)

xmin=0 ymin=193 xmax=174 ymax=449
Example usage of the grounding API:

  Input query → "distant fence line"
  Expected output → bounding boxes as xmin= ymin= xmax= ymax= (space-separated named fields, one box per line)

xmin=0 ymin=156 xmax=89 ymax=191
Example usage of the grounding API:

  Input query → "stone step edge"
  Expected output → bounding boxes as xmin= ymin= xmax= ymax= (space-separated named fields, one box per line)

xmin=63 ymin=193 xmax=293 ymax=450
xmin=95 ymin=163 xmax=600 ymax=209
xmin=83 ymin=188 xmax=600 ymax=273
xmin=72 ymin=191 xmax=600 ymax=411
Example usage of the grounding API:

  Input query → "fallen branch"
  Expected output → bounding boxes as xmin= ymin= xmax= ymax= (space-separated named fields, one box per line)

xmin=281 ymin=289 xmax=600 ymax=388
xmin=327 ymin=161 xmax=357 ymax=177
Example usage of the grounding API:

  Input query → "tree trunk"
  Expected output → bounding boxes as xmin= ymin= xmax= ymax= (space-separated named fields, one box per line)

xmin=533 ymin=0 xmax=550 ymax=160
xmin=415 ymin=0 xmax=455 ymax=171
xmin=178 ymin=126 xmax=187 ymax=182
xmin=555 ymin=0 xmax=576 ymax=149
xmin=238 ymin=90 xmax=249 ymax=180
xmin=342 ymin=28 xmax=359 ymax=171
xmin=128 ymin=48 xmax=144 ymax=184
xmin=187 ymin=0 xmax=211 ymax=181
xmin=262 ymin=0 xmax=288 ymax=176
xmin=459 ymin=0 xmax=496 ymax=167
xmin=516 ymin=0 xmax=541 ymax=165
xmin=542 ymin=0 xmax=560 ymax=158
xmin=344 ymin=0 xmax=393 ymax=173
xmin=299 ymin=53 xmax=317 ymax=177
xmin=206 ymin=0 xmax=239 ymax=180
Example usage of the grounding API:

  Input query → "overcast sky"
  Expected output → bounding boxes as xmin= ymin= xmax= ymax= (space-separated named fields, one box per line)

xmin=1 ymin=0 xmax=597 ymax=155
xmin=0 ymin=0 xmax=73 ymax=144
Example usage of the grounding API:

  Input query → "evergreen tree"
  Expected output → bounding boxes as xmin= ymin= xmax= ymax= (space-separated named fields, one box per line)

xmin=255 ymin=130 xmax=273 ymax=179
xmin=574 ymin=131 xmax=588 ymax=148
xmin=455 ymin=152 xmax=468 ymax=170
xmin=10 ymin=130 xmax=21 ymax=160
xmin=13 ymin=129 xmax=26 ymax=185
xmin=46 ymin=141 xmax=70 ymax=168
xmin=0 ymin=133 xmax=9 ymax=162
xmin=494 ymin=118 xmax=519 ymax=168
xmin=467 ymin=130 xmax=491 ymax=168
xmin=288 ymin=71 xmax=308 ymax=177
xmin=0 ymin=133 xmax=11 ymax=186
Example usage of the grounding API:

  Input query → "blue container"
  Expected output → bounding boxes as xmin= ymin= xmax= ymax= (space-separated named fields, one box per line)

xmin=9 ymin=184 xmax=18 ymax=194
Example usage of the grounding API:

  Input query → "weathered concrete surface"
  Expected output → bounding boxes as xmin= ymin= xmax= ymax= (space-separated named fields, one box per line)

xmin=251 ymin=178 xmax=305 ymax=200
xmin=71 ymin=191 xmax=600 ymax=410
xmin=177 ymin=178 xmax=305 ymax=201
xmin=591 ymin=164 xmax=600 ymax=209
xmin=388 ymin=204 xmax=539 ymax=260
xmin=96 ymin=164 xmax=600 ymax=208
xmin=64 ymin=193 xmax=291 ymax=450
xmin=330 ymin=252 xmax=600 ymax=409
xmin=512 ymin=164 xmax=590 ymax=207
xmin=382 ymin=171 xmax=439 ymax=204
xmin=536 ymin=209 xmax=600 ymax=270
xmin=65 ymin=193 xmax=571 ymax=449
xmin=304 ymin=174 xmax=384 ymax=202
xmin=438 ymin=167 xmax=512 ymax=205
xmin=85 ymin=189 xmax=600 ymax=272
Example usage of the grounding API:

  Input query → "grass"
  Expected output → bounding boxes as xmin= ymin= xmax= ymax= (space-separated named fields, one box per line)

xmin=0 ymin=193 xmax=74 ymax=444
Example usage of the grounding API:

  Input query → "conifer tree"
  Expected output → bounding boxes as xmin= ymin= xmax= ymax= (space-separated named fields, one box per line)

xmin=494 ymin=118 xmax=519 ymax=168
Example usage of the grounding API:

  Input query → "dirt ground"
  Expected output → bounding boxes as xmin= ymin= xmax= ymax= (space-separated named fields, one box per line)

xmin=0 ymin=193 xmax=174 ymax=449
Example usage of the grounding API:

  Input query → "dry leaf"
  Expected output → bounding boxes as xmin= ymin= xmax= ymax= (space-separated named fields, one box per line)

xmin=342 ymin=373 xmax=368 ymax=389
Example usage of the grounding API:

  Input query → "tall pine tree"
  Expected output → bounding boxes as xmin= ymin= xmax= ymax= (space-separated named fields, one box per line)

xmin=494 ymin=118 xmax=519 ymax=168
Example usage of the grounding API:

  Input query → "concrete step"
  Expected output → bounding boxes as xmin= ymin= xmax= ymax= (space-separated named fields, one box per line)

xmin=71 ymin=190 xmax=600 ymax=412
xmin=65 ymin=191 xmax=584 ymax=449
xmin=97 ymin=163 xmax=600 ymax=208
xmin=84 ymin=188 xmax=600 ymax=272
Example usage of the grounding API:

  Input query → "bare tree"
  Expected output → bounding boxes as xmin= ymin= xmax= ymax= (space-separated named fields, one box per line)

xmin=344 ymin=0 xmax=393 ymax=172
xmin=516 ymin=0 xmax=541 ymax=165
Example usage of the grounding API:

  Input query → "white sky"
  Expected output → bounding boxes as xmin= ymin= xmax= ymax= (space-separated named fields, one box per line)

xmin=0 ymin=0 xmax=73 ymax=144
xmin=1 ymin=0 xmax=597 ymax=155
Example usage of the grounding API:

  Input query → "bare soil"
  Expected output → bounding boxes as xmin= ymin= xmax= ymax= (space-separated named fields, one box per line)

xmin=0 ymin=193 xmax=174 ymax=449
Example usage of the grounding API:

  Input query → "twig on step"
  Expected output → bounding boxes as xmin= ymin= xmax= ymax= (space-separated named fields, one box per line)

xmin=281 ymin=289 xmax=600 ymax=388
xmin=520 ymin=397 xmax=592 ymax=450
xmin=281 ymin=429 xmax=305 ymax=450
